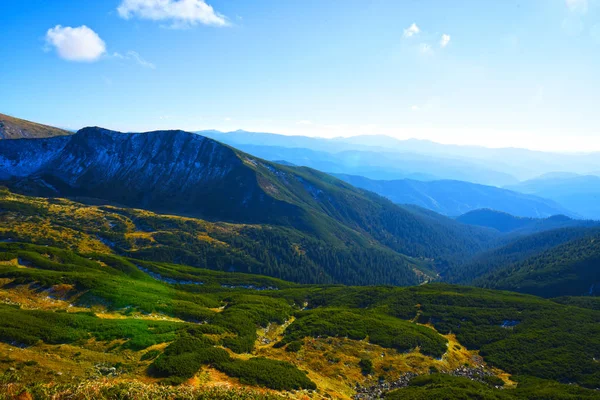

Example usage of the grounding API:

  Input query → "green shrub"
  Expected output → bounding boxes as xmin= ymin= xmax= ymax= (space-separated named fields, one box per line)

xmin=359 ymin=358 xmax=374 ymax=375
xmin=285 ymin=340 xmax=302 ymax=353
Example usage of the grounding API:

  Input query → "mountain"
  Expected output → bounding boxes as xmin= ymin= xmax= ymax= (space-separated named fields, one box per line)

xmin=200 ymin=132 xmax=520 ymax=186
xmin=0 ymin=127 xmax=500 ymax=284
xmin=200 ymin=129 xmax=600 ymax=181
xmin=455 ymin=209 xmax=597 ymax=234
xmin=0 ymin=112 xmax=72 ymax=139
xmin=333 ymin=174 xmax=570 ymax=218
xmin=506 ymin=175 xmax=600 ymax=219
xmin=474 ymin=232 xmax=600 ymax=298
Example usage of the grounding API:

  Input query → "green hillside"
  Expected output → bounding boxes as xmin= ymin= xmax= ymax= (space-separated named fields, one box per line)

xmin=475 ymin=232 xmax=600 ymax=297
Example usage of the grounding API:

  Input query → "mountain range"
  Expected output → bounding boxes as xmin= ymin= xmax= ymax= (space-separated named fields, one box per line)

xmin=333 ymin=174 xmax=571 ymax=218
xmin=506 ymin=174 xmax=600 ymax=219
xmin=200 ymin=129 xmax=600 ymax=182
xmin=2 ymin=114 xmax=600 ymax=398
xmin=0 ymin=126 xmax=503 ymax=286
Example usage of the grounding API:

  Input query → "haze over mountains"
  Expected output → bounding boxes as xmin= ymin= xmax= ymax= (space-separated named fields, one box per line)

xmin=200 ymin=129 xmax=600 ymax=182
xmin=507 ymin=174 xmax=600 ymax=219
xmin=198 ymin=129 xmax=600 ymax=219
xmin=334 ymin=174 xmax=571 ymax=218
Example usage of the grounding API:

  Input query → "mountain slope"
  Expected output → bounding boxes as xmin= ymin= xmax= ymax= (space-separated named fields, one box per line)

xmin=445 ymin=226 xmax=600 ymax=284
xmin=334 ymin=174 xmax=570 ymax=218
xmin=0 ymin=127 xmax=499 ymax=282
xmin=474 ymin=232 xmax=600 ymax=297
xmin=0 ymin=112 xmax=72 ymax=139
xmin=0 ymin=188 xmax=429 ymax=286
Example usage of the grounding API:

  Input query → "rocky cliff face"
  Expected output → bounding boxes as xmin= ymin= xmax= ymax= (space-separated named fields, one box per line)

xmin=0 ymin=127 xmax=300 ymax=223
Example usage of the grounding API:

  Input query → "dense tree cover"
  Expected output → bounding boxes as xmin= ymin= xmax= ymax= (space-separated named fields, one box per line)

xmin=0 ymin=189 xmax=430 ymax=286
xmin=474 ymin=233 xmax=600 ymax=297
xmin=385 ymin=374 xmax=600 ymax=400
xmin=446 ymin=226 xmax=600 ymax=283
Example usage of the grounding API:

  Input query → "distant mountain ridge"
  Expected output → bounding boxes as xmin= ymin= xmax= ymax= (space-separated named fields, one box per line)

xmin=333 ymin=174 xmax=571 ymax=218
xmin=199 ymin=129 xmax=600 ymax=181
xmin=0 ymin=113 xmax=72 ymax=139
xmin=455 ymin=209 xmax=597 ymax=234
xmin=199 ymin=131 xmax=518 ymax=186
xmin=216 ymin=142 xmax=515 ymax=186
xmin=506 ymin=174 xmax=600 ymax=219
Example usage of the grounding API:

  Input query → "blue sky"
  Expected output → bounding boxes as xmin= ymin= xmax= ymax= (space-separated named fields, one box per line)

xmin=1 ymin=0 xmax=599 ymax=151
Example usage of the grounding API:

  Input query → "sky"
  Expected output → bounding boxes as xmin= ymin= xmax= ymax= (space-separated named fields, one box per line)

xmin=1 ymin=0 xmax=600 ymax=152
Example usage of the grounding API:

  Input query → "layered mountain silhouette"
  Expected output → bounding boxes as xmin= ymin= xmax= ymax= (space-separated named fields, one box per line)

xmin=334 ymin=174 xmax=572 ymax=218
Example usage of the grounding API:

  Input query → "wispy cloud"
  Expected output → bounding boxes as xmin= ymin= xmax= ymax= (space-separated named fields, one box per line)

xmin=566 ymin=0 xmax=588 ymax=14
xmin=45 ymin=25 xmax=106 ymax=62
xmin=440 ymin=34 xmax=451 ymax=48
xmin=403 ymin=23 xmax=420 ymax=38
xmin=126 ymin=51 xmax=155 ymax=69
xmin=113 ymin=51 xmax=156 ymax=69
xmin=117 ymin=0 xmax=228 ymax=28
xmin=297 ymin=120 xmax=312 ymax=125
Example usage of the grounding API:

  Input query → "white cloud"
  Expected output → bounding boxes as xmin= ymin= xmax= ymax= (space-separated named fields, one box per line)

xmin=117 ymin=0 xmax=228 ymax=27
xmin=297 ymin=120 xmax=312 ymax=125
xmin=410 ymin=105 xmax=420 ymax=111
xmin=45 ymin=25 xmax=106 ymax=62
xmin=440 ymin=34 xmax=451 ymax=48
xmin=403 ymin=23 xmax=420 ymax=38
xmin=566 ymin=0 xmax=588 ymax=13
